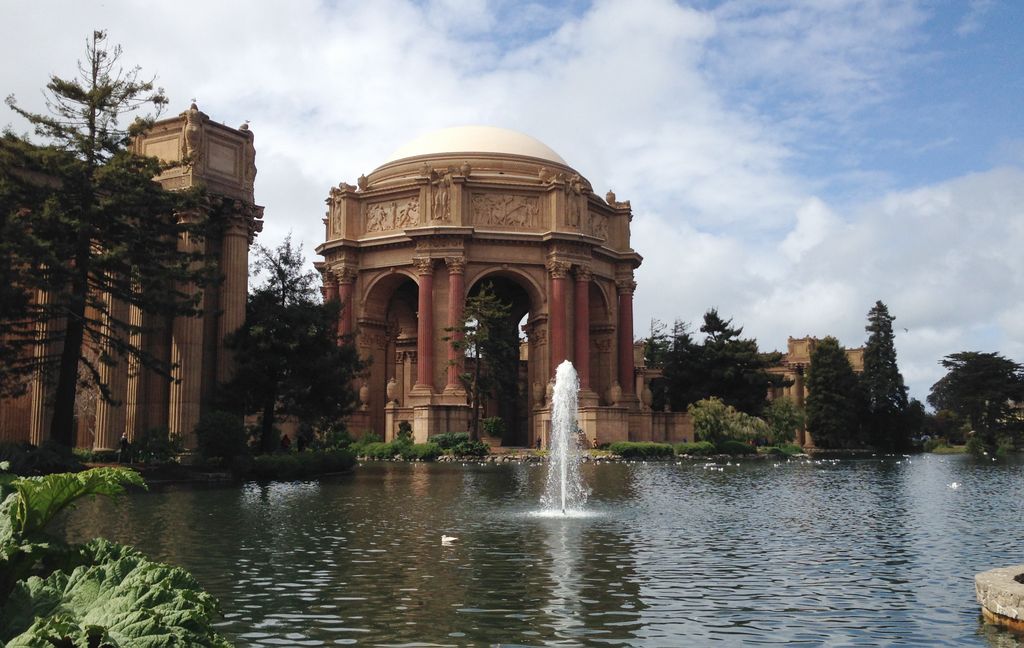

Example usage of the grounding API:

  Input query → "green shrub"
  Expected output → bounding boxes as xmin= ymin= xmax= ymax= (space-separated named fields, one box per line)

xmin=0 ymin=441 xmax=84 ymax=475
xmin=348 ymin=432 xmax=384 ymax=457
xmin=965 ymin=435 xmax=989 ymax=458
xmin=450 ymin=439 xmax=489 ymax=457
xmin=674 ymin=441 xmax=716 ymax=456
xmin=717 ymin=439 xmax=757 ymax=455
xmin=765 ymin=444 xmax=804 ymax=457
xmin=430 ymin=432 xmax=470 ymax=450
xmin=923 ymin=437 xmax=948 ymax=453
xmin=608 ymin=441 xmax=674 ymax=459
xmin=396 ymin=420 xmax=413 ymax=443
xmin=361 ymin=441 xmax=398 ymax=460
xmin=195 ymin=411 xmax=249 ymax=464
xmin=133 ymin=427 xmax=183 ymax=464
xmin=482 ymin=416 xmax=506 ymax=439
xmin=244 ymin=449 xmax=356 ymax=480
xmin=401 ymin=442 xmax=441 ymax=461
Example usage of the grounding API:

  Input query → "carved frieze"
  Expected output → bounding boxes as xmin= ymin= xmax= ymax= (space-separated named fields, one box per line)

xmin=587 ymin=212 xmax=608 ymax=239
xmin=471 ymin=193 xmax=540 ymax=229
xmin=365 ymin=196 xmax=420 ymax=232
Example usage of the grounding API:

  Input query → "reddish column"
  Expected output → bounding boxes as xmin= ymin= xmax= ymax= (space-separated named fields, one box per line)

xmin=617 ymin=278 xmax=636 ymax=395
xmin=573 ymin=265 xmax=591 ymax=388
xmin=445 ymin=256 xmax=466 ymax=389
xmin=414 ymin=258 xmax=435 ymax=390
xmin=548 ymin=260 xmax=570 ymax=376
xmin=337 ymin=268 xmax=355 ymax=339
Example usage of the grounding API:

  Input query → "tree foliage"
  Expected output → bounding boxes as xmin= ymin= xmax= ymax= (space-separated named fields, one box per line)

xmin=1 ymin=31 xmax=212 ymax=446
xmin=222 ymin=237 xmax=362 ymax=452
xmin=927 ymin=351 xmax=1024 ymax=451
xmin=447 ymin=283 xmax=516 ymax=441
xmin=862 ymin=301 xmax=910 ymax=450
xmin=688 ymin=397 xmax=768 ymax=446
xmin=661 ymin=310 xmax=779 ymax=415
xmin=765 ymin=397 xmax=804 ymax=446
xmin=805 ymin=336 xmax=862 ymax=448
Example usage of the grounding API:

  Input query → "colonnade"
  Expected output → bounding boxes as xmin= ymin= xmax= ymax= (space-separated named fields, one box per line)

xmin=326 ymin=255 xmax=636 ymax=401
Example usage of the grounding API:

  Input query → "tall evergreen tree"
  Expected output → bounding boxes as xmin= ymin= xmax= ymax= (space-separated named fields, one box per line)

xmin=2 ymin=31 xmax=212 ymax=446
xmin=223 ymin=237 xmax=362 ymax=452
xmin=805 ymin=336 xmax=861 ymax=448
xmin=862 ymin=301 xmax=909 ymax=450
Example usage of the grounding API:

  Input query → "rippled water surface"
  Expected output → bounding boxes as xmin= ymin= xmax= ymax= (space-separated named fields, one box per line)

xmin=64 ymin=454 xmax=1024 ymax=646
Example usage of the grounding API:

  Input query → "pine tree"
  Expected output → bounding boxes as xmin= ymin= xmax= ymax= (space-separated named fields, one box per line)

xmin=223 ymin=237 xmax=362 ymax=452
xmin=2 ymin=31 xmax=212 ymax=446
xmin=928 ymin=351 xmax=1024 ymax=451
xmin=805 ymin=336 xmax=861 ymax=448
xmin=862 ymin=300 xmax=909 ymax=450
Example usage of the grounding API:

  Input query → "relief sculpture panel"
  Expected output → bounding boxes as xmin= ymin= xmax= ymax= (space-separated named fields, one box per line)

xmin=471 ymin=193 xmax=540 ymax=229
xmin=587 ymin=211 xmax=608 ymax=239
xmin=365 ymin=196 xmax=420 ymax=233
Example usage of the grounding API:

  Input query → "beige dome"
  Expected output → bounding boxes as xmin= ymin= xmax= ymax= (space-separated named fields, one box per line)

xmin=385 ymin=126 xmax=567 ymax=165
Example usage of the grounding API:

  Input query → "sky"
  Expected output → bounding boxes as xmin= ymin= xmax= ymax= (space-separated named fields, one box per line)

xmin=3 ymin=0 xmax=1022 ymax=404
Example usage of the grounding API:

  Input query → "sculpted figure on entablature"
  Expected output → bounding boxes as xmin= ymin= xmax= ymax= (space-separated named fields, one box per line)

xmin=182 ymin=102 xmax=204 ymax=168
xmin=432 ymin=170 xmax=452 ymax=223
xmin=365 ymin=197 xmax=421 ymax=232
xmin=471 ymin=194 xmax=539 ymax=229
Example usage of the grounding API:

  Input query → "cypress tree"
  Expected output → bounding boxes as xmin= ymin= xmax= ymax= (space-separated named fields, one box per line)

xmin=862 ymin=301 xmax=909 ymax=450
xmin=805 ymin=336 xmax=860 ymax=448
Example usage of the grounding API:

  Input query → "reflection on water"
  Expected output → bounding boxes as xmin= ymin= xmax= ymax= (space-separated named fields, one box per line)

xmin=62 ymin=455 xmax=1024 ymax=646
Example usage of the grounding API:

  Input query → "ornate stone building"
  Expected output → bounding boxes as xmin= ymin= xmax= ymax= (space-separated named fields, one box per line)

xmin=0 ymin=104 xmax=262 ymax=449
xmin=316 ymin=127 xmax=689 ymax=446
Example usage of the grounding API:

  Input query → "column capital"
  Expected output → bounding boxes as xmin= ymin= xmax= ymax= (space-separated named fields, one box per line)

xmin=574 ymin=264 xmax=593 ymax=282
xmin=615 ymin=278 xmax=637 ymax=295
xmin=546 ymin=259 xmax=571 ymax=279
xmin=333 ymin=265 xmax=358 ymax=284
xmin=444 ymin=256 xmax=466 ymax=275
xmin=412 ymin=257 xmax=435 ymax=276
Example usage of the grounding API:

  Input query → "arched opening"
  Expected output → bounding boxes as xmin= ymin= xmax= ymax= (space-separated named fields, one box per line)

xmin=360 ymin=271 xmax=419 ymax=436
xmin=465 ymin=272 xmax=537 ymax=446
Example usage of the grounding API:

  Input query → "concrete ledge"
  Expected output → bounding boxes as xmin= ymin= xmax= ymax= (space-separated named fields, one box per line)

xmin=976 ymin=565 xmax=1024 ymax=632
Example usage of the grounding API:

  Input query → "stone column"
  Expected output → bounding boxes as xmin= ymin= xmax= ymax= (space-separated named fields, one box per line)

xmin=445 ymin=256 xmax=466 ymax=391
xmin=123 ymin=301 xmax=144 ymax=441
xmin=94 ymin=289 xmax=129 ymax=451
xmin=28 ymin=286 xmax=58 ymax=445
xmin=413 ymin=257 xmax=435 ymax=391
xmin=168 ymin=211 xmax=205 ymax=448
xmin=794 ymin=366 xmax=806 ymax=446
xmin=573 ymin=265 xmax=592 ymax=389
xmin=216 ymin=209 xmax=251 ymax=384
xmin=548 ymin=260 xmax=571 ymax=376
xmin=336 ymin=267 xmax=356 ymax=339
xmin=321 ymin=269 xmax=338 ymax=304
xmin=616 ymin=278 xmax=636 ymax=396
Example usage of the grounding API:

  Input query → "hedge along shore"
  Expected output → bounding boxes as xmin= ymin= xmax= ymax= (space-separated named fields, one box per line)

xmin=976 ymin=566 xmax=1024 ymax=632
xmin=358 ymin=451 xmax=812 ymax=464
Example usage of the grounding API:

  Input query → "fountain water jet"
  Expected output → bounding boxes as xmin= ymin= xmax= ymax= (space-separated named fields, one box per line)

xmin=540 ymin=360 xmax=588 ymax=515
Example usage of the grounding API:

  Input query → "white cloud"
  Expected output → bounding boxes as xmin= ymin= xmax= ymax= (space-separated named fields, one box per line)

xmin=3 ymin=0 xmax=1019 ymax=405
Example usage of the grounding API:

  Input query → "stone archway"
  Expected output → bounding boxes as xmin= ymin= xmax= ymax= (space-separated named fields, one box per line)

xmin=465 ymin=270 xmax=540 ymax=446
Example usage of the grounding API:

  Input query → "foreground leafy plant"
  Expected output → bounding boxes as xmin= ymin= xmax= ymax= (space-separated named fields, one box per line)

xmin=0 ymin=467 xmax=231 ymax=646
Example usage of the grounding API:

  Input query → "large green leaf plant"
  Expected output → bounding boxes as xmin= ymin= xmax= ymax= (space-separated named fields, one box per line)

xmin=0 ymin=466 xmax=230 ymax=647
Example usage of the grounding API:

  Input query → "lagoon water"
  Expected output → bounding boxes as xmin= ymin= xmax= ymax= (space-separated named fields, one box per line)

xmin=64 ymin=454 xmax=1024 ymax=646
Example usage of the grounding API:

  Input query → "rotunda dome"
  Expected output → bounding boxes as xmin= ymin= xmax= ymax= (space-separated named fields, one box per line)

xmin=384 ymin=126 xmax=567 ymax=165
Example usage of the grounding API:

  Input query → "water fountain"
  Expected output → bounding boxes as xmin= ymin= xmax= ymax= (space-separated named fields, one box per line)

xmin=540 ymin=360 xmax=589 ymax=515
